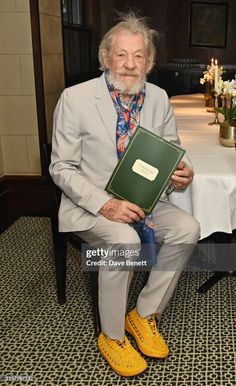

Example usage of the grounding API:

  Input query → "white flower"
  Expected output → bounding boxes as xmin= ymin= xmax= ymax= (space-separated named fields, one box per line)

xmin=215 ymin=78 xmax=236 ymax=122
xmin=217 ymin=79 xmax=236 ymax=97
xmin=200 ymin=65 xmax=223 ymax=85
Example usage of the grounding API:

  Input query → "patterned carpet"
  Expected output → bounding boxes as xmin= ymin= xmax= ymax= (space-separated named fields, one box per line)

xmin=0 ymin=217 xmax=236 ymax=386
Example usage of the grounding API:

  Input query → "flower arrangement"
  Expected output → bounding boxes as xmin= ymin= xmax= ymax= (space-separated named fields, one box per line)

xmin=200 ymin=63 xmax=224 ymax=93
xmin=200 ymin=61 xmax=224 ymax=109
xmin=215 ymin=78 xmax=236 ymax=124
xmin=215 ymin=78 xmax=236 ymax=97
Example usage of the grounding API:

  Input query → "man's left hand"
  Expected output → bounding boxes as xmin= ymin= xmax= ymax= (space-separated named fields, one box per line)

xmin=171 ymin=161 xmax=194 ymax=190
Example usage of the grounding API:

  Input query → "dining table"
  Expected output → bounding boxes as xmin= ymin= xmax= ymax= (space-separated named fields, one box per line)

xmin=168 ymin=93 xmax=236 ymax=292
xmin=169 ymin=93 xmax=236 ymax=241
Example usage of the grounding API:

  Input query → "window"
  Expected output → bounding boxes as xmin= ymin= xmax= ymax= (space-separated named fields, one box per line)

xmin=61 ymin=0 xmax=91 ymax=86
xmin=61 ymin=0 xmax=84 ymax=25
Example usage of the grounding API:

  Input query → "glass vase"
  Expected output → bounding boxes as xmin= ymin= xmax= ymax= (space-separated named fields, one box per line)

xmin=219 ymin=119 xmax=236 ymax=147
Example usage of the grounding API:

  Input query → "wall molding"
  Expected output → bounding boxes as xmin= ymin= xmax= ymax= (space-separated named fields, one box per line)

xmin=30 ymin=0 xmax=48 ymax=175
xmin=0 ymin=175 xmax=51 ymax=233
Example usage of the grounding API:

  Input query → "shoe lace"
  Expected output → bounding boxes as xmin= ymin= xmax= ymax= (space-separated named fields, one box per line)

xmin=114 ymin=339 xmax=126 ymax=349
xmin=147 ymin=318 xmax=158 ymax=335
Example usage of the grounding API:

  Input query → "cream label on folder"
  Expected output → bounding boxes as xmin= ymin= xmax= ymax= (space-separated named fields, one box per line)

xmin=132 ymin=159 xmax=159 ymax=181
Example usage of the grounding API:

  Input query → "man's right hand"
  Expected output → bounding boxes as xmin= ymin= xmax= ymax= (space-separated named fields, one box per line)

xmin=99 ymin=198 xmax=145 ymax=223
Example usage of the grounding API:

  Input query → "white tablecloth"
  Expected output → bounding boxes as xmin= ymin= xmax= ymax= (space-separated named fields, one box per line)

xmin=169 ymin=94 xmax=236 ymax=239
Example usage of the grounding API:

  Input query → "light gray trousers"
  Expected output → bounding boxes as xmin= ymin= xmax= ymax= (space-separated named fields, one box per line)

xmin=76 ymin=200 xmax=200 ymax=339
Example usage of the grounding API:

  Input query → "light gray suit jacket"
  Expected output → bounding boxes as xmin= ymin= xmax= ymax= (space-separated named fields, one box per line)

xmin=49 ymin=73 xmax=181 ymax=232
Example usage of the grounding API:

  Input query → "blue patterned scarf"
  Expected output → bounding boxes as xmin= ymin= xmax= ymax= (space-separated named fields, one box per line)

xmin=105 ymin=71 xmax=157 ymax=266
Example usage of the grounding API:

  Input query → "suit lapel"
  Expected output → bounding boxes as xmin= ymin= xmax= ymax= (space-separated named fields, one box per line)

xmin=94 ymin=74 xmax=117 ymax=145
xmin=140 ymin=84 xmax=152 ymax=130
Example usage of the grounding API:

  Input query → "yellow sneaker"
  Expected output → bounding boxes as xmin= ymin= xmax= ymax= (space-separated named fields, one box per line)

xmin=98 ymin=332 xmax=148 ymax=377
xmin=125 ymin=308 xmax=169 ymax=358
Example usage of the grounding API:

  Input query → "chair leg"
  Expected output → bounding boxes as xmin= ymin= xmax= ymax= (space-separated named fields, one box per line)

xmin=54 ymin=234 xmax=67 ymax=304
xmin=197 ymin=271 xmax=229 ymax=294
xmin=89 ymin=271 xmax=101 ymax=335
xmin=197 ymin=232 xmax=234 ymax=294
xmin=50 ymin=216 xmax=67 ymax=304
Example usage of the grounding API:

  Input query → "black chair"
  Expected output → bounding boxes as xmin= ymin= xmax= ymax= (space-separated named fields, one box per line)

xmin=43 ymin=143 xmax=100 ymax=335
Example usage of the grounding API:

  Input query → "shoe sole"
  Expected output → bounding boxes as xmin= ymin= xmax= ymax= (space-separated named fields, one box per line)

xmin=98 ymin=345 xmax=148 ymax=377
xmin=125 ymin=318 xmax=169 ymax=359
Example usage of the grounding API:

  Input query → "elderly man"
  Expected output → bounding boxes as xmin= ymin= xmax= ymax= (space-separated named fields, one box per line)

xmin=50 ymin=12 xmax=200 ymax=377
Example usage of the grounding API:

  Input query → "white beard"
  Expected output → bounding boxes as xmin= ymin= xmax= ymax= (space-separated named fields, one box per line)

xmin=107 ymin=71 xmax=146 ymax=95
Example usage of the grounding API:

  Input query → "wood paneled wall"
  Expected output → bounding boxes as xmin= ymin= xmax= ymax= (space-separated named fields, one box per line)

xmin=113 ymin=0 xmax=236 ymax=66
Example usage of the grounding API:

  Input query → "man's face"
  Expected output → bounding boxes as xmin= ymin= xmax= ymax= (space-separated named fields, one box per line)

xmin=106 ymin=31 xmax=150 ymax=95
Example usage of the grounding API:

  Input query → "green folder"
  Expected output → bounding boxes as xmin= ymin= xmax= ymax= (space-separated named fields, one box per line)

xmin=105 ymin=126 xmax=185 ymax=213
